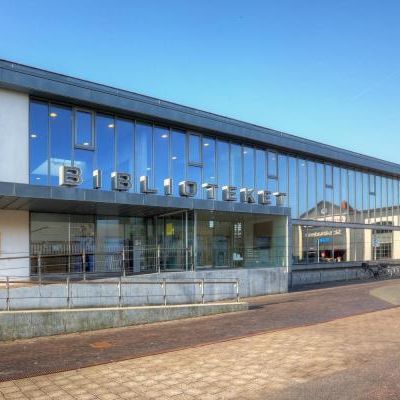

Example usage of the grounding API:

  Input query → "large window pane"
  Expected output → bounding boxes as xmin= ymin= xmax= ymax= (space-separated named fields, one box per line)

xmin=288 ymin=157 xmax=297 ymax=218
xmin=135 ymin=122 xmax=153 ymax=191
xmin=74 ymin=149 xmax=93 ymax=189
xmin=217 ymin=140 xmax=229 ymax=200
xmin=154 ymin=126 xmax=170 ymax=193
xmin=202 ymin=137 xmax=216 ymax=184
xmin=243 ymin=146 xmax=255 ymax=188
xmin=255 ymin=149 xmax=266 ymax=190
xmin=334 ymin=167 xmax=341 ymax=221
xmin=348 ymin=170 xmax=355 ymax=223
xmin=171 ymin=129 xmax=186 ymax=196
xmin=75 ymin=110 xmax=93 ymax=148
xmin=116 ymin=118 xmax=134 ymax=188
xmin=298 ymin=159 xmax=307 ymax=218
xmin=355 ymin=171 xmax=363 ymax=223
xmin=267 ymin=151 xmax=277 ymax=178
xmin=95 ymin=115 xmax=115 ymax=191
xmin=49 ymin=105 xmax=72 ymax=186
xmin=317 ymin=163 xmax=325 ymax=219
xmin=278 ymin=154 xmax=288 ymax=206
xmin=307 ymin=161 xmax=316 ymax=219
xmin=29 ymin=101 xmax=49 ymax=185
xmin=230 ymin=144 xmax=242 ymax=191
xmin=189 ymin=134 xmax=201 ymax=164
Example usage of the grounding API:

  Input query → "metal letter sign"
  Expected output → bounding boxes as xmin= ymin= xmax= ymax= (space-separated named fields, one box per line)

xmin=111 ymin=172 xmax=132 ymax=191
xmin=179 ymin=181 xmax=197 ymax=197
xmin=240 ymin=188 xmax=256 ymax=203
xmin=59 ymin=166 xmax=82 ymax=186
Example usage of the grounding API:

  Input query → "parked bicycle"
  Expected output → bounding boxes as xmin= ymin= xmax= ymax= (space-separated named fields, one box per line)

xmin=361 ymin=262 xmax=392 ymax=280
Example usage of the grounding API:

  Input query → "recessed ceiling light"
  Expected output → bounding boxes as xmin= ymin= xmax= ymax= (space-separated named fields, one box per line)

xmin=30 ymin=134 xmax=37 ymax=138
xmin=108 ymin=123 xmax=114 ymax=129
xmin=146 ymin=167 xmax=151 ymax=171
xmin=243 ymin=151 xmax=248 ymax=154
xmin=204 ymin=143 xmax=209 ymax=147
xmin=161 ymin=134 xmax=168 ymax=139
xmin=35 ymin=177 xmax=41 ymax=180
xmin=172 ymin=156 xmax=177 ymax=160
xmin=49 ymin=112 xmax=57 ymax=118
xmin=83 ymin=142 xmax=90 ymax=146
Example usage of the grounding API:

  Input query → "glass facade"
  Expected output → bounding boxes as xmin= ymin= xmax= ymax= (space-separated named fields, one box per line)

xmin=28 ymin=99 xmax=400 ymax=269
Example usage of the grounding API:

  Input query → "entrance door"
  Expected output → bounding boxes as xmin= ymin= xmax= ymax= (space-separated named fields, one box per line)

xmin=156 ymin=211 xmax=189 ymax=271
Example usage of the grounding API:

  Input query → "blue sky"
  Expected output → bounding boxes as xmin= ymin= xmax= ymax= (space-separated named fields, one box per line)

xmin=1 ymin=0 xmax=399 ymax=162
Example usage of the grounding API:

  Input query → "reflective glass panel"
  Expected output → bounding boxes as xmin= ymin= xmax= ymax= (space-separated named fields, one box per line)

xmin=288 ymin=157 xmax=297 ymax=218
xmin=243 ymin=146 xmax=255 ymax=188
xmin=278 ymin=154 xmax=288 ymax=206
xmin=49 ymin=105 xmax=72 ymax=186
xmin=298 ymin=159 xmax=307 ymax=218
xmin=116 ymin=118 xmax=134 ymax=184
xmin=187 ymin=166 xmax=202 ymax=198
xmin=255 ymin=149 xmax=266 ymax=190
xmin=135 ymin=122 xmax=153 ymax=190
xmin=75 ymin=110 xmax=93 ymax=147
xmin=171 ymin=129 xmax=186 ymax=196
xmin=74 ymin=148 xmax=93 ymax=189
xmin=267 ymin=151 xmax=277 ymax=177
xmin=230 ymin=144 xmax=242 ymax=192
xmin=202 ymin=137 xmax=216 ymax=185
xmin=307 ymin=161 xmax=316 ymax=219
xmin=154 ymin=126 xmax=170 ymax=193
xmin=95 ymin=114 xmax=115 ymax=191
xmin=189 ymin=134 xmax=201 ymax=164
xmin=29 ymin=101 xmax=49 ymax=185
xmin=217 ymin=140 xmax=229 ymax=200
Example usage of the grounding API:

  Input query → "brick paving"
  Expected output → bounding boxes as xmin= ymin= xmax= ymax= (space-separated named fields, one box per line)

xmin=0 ymin=279 xmax=398 ymax=382
xmin=1 ymin=304 xmax=400 ymax=399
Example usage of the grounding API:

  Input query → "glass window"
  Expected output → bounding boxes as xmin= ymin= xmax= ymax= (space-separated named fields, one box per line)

xmin=217 ymin=140 xmax=229 ymax=200
xmin=388 ymin=178 xmax=394 ymax=223
xmin=307 ymin=161 xmax=316 ymax=219
xmin=202 ymin=137 xmax=216 ymax=184
xmin=230 ymin=144 xmax=242 ymax=191
xmin=317 ymin=163 xmax=325 ymax=219
xmin=278 ymin=154 xmax=288 ymax=206
xmin=394 ymin=180 xmax=399 ymax=226
xmin=369 ymin=175 xmax=376 ymax=221
xmin=255 ymin=149 xmax=266 ymax=190
xmin=187 ymin=166 xmax=202 ymax=198
xmin=116 ymin=118 xmax=134 ymax=188
xmin=49 ymin=105 xmax=72 ymax=186
xmin=382 ymin=177 xmax=388 ymax=224
xmin=243 ymin=147 xmax=255 ymax=188
xmin=95 ymin=114 xmax=115 ymax=191
xmin=267 ymin=151 xmax=277 ymax=178
xmin=154 ymin=126 xmax=170 ymax=193
xmin=75 ymin=110 xmax=93 ymax=148
xmin=74 ymin=149 xmax=93 ymax=189
xmin=325 ymin=164 xmax=333 ymax=187
xmin=376 ymin=176 xmax=382 ymax=224
xmin=298 ymin=159 xmax=307 ymax=217
xmin=288 ymin=157 xmax=297 ymax=218
xmin=29 ymin=101 xmax=49 ymax=185
xmin=355 ymin=171 xmax=363 ymax=222
xmin=334 ymin=167 xmax=341 ymax=221
xmin=189 ymin=134 xmax=201 ymax=164
xmin=363 ymin=173 xmax=369 ymax=223
xmin=135 ymin=122 xmax=153 ymax=191
xmin=171 ymin=129 xmax=186 ymax=196
xmin=348 ymin=170 xmax=355 ymax=223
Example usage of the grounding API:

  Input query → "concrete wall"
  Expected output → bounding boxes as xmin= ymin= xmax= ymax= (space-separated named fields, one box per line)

xmin=0 ymin=302 xmax=248 ymax=341
xmin=0 ymin=267 xmax=288 ymax=310
xmin=0 ymin=88 xmax=29 ymax=184
xmin=0 ymin=210 xmax=30 ymax=277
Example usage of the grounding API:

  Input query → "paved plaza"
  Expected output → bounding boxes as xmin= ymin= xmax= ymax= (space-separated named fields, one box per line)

xmin=2 ymin=280 xmax=400 ymax=399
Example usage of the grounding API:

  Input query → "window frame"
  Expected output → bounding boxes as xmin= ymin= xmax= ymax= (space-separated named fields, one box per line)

xmin=74 ymin=108 xmax=95 ymax=150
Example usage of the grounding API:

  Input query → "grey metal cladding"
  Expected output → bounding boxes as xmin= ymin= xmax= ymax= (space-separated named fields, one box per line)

xmin=0 ymin=182 xmax=291 ymax=217
xmin=0 ymin=59 xmax=399 ymax=176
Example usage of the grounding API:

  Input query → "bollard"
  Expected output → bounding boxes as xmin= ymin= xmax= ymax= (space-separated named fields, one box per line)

xmin=38 ymin=252 xmax=42 ymax=285
xmin=236 ymin=279 xmax=240 ymax=303
xmin=82 ymin=250 xmax=86 ymax=281
xmin=201 ymin=278 xmax=205 ymax=304
xmin=163 ymin=278 xmax=167 ymax=306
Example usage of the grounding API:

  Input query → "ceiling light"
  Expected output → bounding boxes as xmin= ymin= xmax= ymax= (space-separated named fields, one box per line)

xmin=243 ymin=151 xmax=247 ymax=154
xmin=83 ymin=142 xmax=90 ymax=146
xmin=49 ymin=112 xmax=57 ymax=118
xmin=172 ymin=156 xmax=177 ymax=160
xmin=146 ymin=167 xmax=151 ymax=171
xmin=204 ymin=143 xmax=209 ymax=147
xmin=161 ymin=134 xmax=168 ymax=139
xmin=30 ymin=134 xmax=37 ymax=138
xmin=108 ymin=123 xmax=115 ymax=129
xmin=35 ymin=177 xmax=41 ymax=180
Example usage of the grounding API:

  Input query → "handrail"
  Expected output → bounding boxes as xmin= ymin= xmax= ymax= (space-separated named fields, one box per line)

xmin=0 ymin=277 xmax=240 ymax=311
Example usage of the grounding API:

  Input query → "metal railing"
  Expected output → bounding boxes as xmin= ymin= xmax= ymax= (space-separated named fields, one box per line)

xmin=0 ymin=277 xmax=240 ymax=311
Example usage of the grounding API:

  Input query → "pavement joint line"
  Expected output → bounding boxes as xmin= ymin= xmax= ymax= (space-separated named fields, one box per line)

xmin=2 ymin=301 xmax=400 ymax=383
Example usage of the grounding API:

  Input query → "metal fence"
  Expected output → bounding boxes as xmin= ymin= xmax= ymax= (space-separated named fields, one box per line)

xmin=0 ymin=277 xmax=240 ymax=311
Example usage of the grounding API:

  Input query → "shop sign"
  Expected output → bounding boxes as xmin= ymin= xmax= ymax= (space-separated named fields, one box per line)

xmin=59 ymin=166 xmax=286 ymax=206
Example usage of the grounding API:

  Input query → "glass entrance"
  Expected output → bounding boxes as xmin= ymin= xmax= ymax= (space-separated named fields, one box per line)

xmin=156 ymin=210 xmax=192 ymax=271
